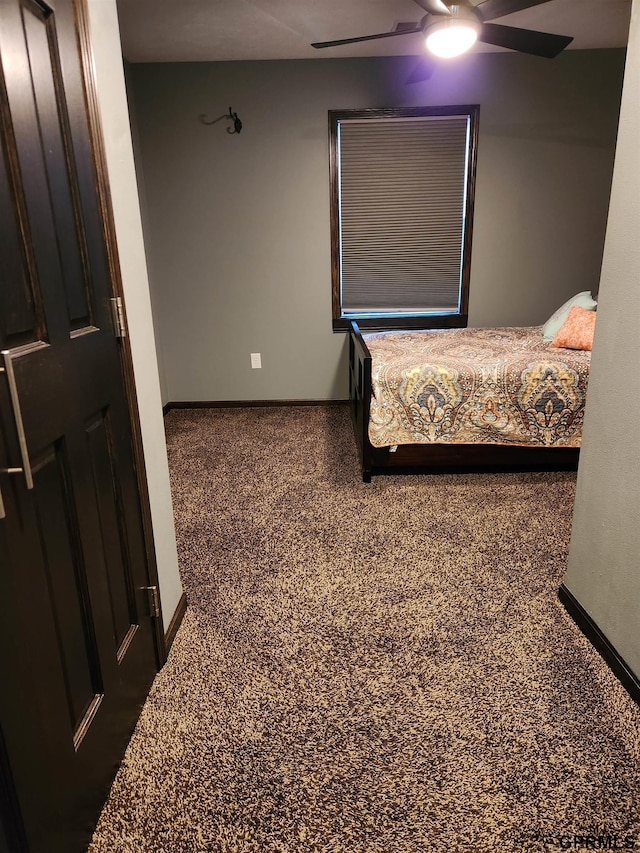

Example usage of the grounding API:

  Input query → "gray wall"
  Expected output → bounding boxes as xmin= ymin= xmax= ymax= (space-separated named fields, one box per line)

xmin=128 ymin=49 xmax=625 ymax=404
xmin=564 ymin=2 xmax=640 ymax=675
xmin=124 ymin=61 xmax=170 ymax=405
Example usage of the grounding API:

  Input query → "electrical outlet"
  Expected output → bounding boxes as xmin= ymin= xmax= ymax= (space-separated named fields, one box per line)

xmin=251 ymin=352 xmax=262 ymax=369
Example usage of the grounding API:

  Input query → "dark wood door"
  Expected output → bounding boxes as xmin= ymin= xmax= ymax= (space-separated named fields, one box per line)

xmin=0 ymin=1 xmax=161 ymax=851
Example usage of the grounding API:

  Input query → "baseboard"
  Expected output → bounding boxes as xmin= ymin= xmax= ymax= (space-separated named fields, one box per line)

xmin=558 ymin=584 xmax=640 ymax=706
xmin=164 ymin=592 xmax=188 ymax=653
xmin=163 ymin=399 xmax=348 ymax=415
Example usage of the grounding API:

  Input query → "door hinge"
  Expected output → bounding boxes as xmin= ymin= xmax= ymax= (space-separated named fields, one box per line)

xmin=110 ymin=296 xmax=127 ymax=339
xmin=140 ymin=585 xmax=161 ymax=619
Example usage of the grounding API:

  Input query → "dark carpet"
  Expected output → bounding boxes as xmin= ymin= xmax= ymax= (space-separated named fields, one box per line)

xmin=88 ymin=405 xmax=640 ymax=853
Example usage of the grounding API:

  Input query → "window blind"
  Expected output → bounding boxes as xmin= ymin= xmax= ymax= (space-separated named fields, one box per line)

xmin=338 ymin=115 xmax=470 ymax=315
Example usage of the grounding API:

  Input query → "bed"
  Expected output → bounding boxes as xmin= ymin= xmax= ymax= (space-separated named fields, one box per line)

xmin=349 ymin=320 xmax=592 ymax=482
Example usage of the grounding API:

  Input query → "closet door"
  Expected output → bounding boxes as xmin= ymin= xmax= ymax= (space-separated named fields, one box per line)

xmin=0 ymin=1 xmax=161 ymax=850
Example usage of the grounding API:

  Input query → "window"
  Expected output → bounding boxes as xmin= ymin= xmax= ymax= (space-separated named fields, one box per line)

xmin=329 ymin=105 xmax=479 ymax=331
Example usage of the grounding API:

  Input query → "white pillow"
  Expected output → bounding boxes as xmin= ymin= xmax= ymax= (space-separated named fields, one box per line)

xmin=542 ymin=291 xmax=597 ymax=342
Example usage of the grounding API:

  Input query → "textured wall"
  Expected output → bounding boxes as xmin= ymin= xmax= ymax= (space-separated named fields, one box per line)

xmin=565 ymin=2 xmax=640 ymax=675
xmin=127 ymin=50 xmax=625 ymax=403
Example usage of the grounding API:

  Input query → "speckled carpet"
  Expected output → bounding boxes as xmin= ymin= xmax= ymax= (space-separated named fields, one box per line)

xmin=88 ymin=405 xmax=640 ymax=853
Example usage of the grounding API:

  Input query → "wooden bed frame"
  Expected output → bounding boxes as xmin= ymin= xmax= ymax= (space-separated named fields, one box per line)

xmin=348 ymin=321 xmax=580 ymax=482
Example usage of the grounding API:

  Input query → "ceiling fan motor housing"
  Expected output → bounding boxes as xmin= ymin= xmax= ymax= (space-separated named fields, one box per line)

xmin=424 ymin=2 xmax=482 ymax=28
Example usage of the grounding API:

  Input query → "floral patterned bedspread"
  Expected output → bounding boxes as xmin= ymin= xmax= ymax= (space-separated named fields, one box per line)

xmin=364 ymin=326 xmax=590 ymax=448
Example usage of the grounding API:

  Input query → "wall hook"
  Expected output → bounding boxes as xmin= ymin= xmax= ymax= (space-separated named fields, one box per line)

xmin=199 ymin=106 xmax=243 ymax=134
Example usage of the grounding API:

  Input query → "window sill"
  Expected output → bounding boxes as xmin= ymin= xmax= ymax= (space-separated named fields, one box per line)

xmin=332 ymin=314 xmax=468 ymax=333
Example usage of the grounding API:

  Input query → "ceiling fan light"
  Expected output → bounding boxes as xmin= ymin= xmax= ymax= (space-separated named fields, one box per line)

xmin=426 ymin=18 xmax=480 ymax=58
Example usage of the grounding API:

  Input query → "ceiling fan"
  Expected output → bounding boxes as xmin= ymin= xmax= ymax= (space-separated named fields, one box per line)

xmin=311 ymin=0 xmax=573 ymax=82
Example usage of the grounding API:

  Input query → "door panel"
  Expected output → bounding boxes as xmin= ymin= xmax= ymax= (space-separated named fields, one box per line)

xmin=84 ymin=409 xmax=138 ymax=658
xmin=31 ymin=444 xmax=102 ymax=737
xmin=0 ymin=0 xmax=162 ymax=850
xmin=21 ymin=0 xmax=94 ymax=331
xmin=0 ymin=136 xmax=44 ymax=349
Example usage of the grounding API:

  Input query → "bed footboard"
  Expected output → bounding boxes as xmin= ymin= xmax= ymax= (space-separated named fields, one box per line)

xmin=348 ymin=321 xmax=374 ymax=481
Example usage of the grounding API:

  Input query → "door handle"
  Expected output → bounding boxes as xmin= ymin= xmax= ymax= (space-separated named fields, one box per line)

xmin=0 ymin=350 xmax=34 ymax=518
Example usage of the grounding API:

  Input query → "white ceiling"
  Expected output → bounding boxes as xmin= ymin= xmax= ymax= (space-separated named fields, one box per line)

xmin=116 ymin=0 xmax=632 ymax=64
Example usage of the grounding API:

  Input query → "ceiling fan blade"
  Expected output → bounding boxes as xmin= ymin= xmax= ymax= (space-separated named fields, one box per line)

xmin=412 ymin=0 xmax=451 ymax=15
xmin=479 ymin=23 xmax=573 ymax=57
xmin=406 ymin=57 xmax=435 ymax=84
xmin=475 ymin=0 xmax=552 ymax=22
xmin=311 ymin=26 xmax=422 ymax=49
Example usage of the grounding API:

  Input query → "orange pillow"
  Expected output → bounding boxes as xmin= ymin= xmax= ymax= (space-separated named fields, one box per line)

xmin=552 ymin=305 xmax=596 ymax=351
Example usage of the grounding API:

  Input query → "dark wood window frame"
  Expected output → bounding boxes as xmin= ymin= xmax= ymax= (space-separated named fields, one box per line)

xmin=329 ymin=105 xmax=480 ymax=332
